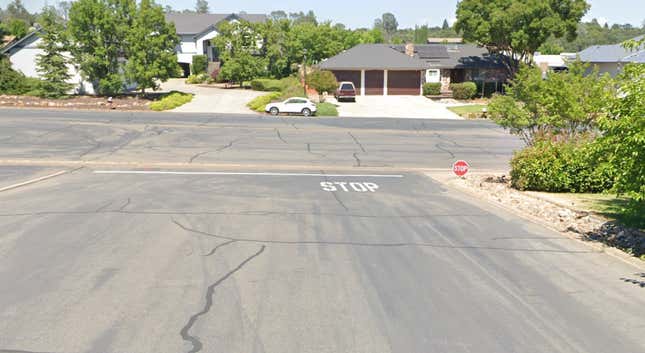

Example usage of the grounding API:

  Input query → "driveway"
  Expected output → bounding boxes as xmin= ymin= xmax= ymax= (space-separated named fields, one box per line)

xmin=159 ymin=78 xmax=263 ymax=114
xmin=331 ymin=96 xmax=462 ymax=119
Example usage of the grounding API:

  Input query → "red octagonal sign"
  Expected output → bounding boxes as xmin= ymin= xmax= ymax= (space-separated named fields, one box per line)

xmin=452 ymin=160 xmax=470 ymax=177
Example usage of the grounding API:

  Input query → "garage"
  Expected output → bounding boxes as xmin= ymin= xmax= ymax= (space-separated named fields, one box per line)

xmin=331 ymin=70 xmax=361 ymax=91
xmin=365 ymin=70 xmax=384 ymax=95
xmin=387 ymin=71 xmax=421 ymax=95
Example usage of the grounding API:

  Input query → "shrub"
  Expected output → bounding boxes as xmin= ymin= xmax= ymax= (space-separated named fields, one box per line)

xmin=510 ymin=137 xmax=614 ymax=193
xmin=450 ymin=82 xmax=477 ymax=100
xmin=186 ymin=73 xmax=209 ymax=84
xmin=191 ymin=55 xmax=208 ymax=75
xmin=306 ymin=70 xmax=338 ymax=96
xmin=250 ymin=79 xmax=283 ymax=92
xmin=247 ymin=92 xmax=281 ymax=112
xmin=316 ymin=102 xmax=338 ymax=116
xmin=149 ymin=91 xmax=193 ymax=111
xmin=423 ymin=82 xmax=442 ymax=96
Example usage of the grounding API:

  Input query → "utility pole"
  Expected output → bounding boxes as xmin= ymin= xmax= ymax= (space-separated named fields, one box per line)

xmin=303 ymin=49 xmax=308 ymax=97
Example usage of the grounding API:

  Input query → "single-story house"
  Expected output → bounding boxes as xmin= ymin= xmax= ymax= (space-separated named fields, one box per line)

xmin=318 ymin=43 xmax=507 ymax=95
xmin=1 ymin=29 xmax=96 ymax=94
xmin=578 ymin=35 xmax=645 ymax=76
xmin=164 ymin=12 xmax=266 ymax=76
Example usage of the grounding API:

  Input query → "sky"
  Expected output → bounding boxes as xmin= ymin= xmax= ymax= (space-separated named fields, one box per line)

xmin=6 ymin=0 xmax=645 ymax=29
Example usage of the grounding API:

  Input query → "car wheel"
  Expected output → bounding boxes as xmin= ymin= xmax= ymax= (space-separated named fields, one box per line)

xmin=269 ymin=107 xmax=279 ymax=116
xmin=302 ymin=108 xmax=312 ymax=117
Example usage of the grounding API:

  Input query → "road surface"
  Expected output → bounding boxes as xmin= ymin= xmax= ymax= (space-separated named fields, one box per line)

xmin=0 ymin=109 xmax=643 ymax=353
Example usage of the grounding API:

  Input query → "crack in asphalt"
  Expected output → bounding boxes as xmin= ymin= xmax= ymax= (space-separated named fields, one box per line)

xmin=79 ymin=141 xmax=102 ymax=158
xmin=306 ymin=143 xmax=326 ymax=158
xmin=436 ymin=143 xmax=455 ymax=158
xmin=171 ymin=219 xmax=597 ymax=254
xmin=203 ymin=240 xmax=237 ymax=256
xmin=352 ymin=152 xmax=362 ymax=167
xmin=95 ymin=201 xmax=114 ymax=213
xmin=348 ymin=132 xmax=366 ymax=153
xmin=179 ymin=245 xmax=266 ymax=353
xmin=275 ymin=128 xmax=288 ymax=144
xmin=118 ymin=198 xmax=131 ymax=211
xmin=321 ymin=171 xmax=349 ymax=211
xmin=189 ymin=151 xmax=210 ymax=164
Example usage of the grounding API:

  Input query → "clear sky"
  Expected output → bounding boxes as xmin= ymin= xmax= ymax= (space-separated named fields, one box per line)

xmin=7 ymin=0 xmax=645 ymax=29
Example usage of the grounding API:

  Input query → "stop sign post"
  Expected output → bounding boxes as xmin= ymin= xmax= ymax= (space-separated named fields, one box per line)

xmin=452 ymin=160 xmax=470 ymax=177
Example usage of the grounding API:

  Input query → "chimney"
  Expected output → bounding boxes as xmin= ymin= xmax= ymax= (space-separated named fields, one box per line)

xmin=405 ymin=43 xmax=415 ymax=57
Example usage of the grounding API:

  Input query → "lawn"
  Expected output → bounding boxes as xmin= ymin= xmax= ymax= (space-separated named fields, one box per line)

xmin=447 ymin=104 xmax=487 ymax=119
xmin=316 ymin=102 xmax=338 ymax=116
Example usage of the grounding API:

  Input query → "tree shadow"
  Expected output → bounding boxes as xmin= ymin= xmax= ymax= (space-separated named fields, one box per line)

xmin=620 ymin=274 xmax=645 ymax=288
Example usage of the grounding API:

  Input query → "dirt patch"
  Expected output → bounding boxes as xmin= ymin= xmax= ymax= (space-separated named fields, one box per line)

xmin=441 ymin=173 xmax=644 ymax=259
xmin=0 ymin=94 xmax=151 ymax=111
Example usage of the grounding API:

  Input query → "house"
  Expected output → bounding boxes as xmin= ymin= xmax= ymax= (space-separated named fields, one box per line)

xmin=318 ymin=43 xmax=507 ymax=96
xmin=164 ymin=12 xmax=267 ymax=76
xmin=1 ymin=29 xmax=96 ymax=94
xmin=578 ymin=35 xmax=645 ymax=76
xmin=533 ymin=53 xmax=575 ymax=75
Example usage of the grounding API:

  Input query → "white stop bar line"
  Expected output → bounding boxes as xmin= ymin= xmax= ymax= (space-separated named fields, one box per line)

xmin=93 ymin=170 xmax=404 ymax=178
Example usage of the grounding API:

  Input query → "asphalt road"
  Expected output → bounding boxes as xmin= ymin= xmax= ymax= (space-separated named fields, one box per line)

xmin=0 ymin=109 xmax=643 ymax=353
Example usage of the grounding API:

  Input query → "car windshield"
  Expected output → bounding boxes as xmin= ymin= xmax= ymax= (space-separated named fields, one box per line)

xmin=341 ymin=84 xmax=354 ymax=90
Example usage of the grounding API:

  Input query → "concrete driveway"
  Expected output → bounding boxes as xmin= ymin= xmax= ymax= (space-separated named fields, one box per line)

xmin=159 ymin=78 xmax=263 ymax=114
xmin=331 ymin=96 xmax=462 ymax=119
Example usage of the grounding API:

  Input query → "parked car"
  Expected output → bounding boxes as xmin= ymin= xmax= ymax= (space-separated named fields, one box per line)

xmin=334 ymin=81 xmax=356 ymax=102
xmin=265 ymin=97 xmax=317 ymax=117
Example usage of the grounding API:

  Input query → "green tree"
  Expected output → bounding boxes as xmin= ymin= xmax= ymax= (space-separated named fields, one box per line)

xmin=124 ymin=0 xmax=179 ymax=93
xmin=488 ymin=62 xmax=614 ymax=145
xmin=413 ymin=25 xmax=429 ymax=44
xmin=442 ymin=19 xmax=449 ymax=30
xmin=595 ymin=38 xmax=645 ymax=203
xmin=455 ymin=0 xmax=589 ymax=75
xmin=36 ymin=6 xmax=72 ymax=97
xmin=0 ymin=55 xmax=27 ymax=94
xmin=214 ymin=21 xmax=266 ymax=86
xmin=306 ymin=70 xmax=338 ymax=100
xmin=218 ymin=51 xmax=265 ymax=86
xmin=377 ymin=13 xmax=398 ymax=41
xmin=194 ymin=0 xmax=209 ymax=14
xmin=7 ymin=18 xmax=28 ymax=38
xmin=269 ymin=11 xmax=287 ymax=21
xmin=259 ymin=18 xmax=292 ymax=78
xmin=5 ymin=0 xmax=34 ymax=24
xmin=68 ymin=0 xmax=136 ymax=95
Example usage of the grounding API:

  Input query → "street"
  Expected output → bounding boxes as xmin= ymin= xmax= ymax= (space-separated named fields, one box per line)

xmin=0 ymin=109 xmax=643 ymax=353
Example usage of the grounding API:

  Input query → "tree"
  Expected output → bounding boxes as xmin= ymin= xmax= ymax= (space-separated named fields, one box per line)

xmin=455 ymin=0 xmax=589 ymax=75
xmin=7 ymin=18 xmax=28 ymax=38
xmin=195 ymin=0 xmax=209 ymax=14
xmin=413 ymin=25 xmax=429 ymax=44
xmin=259 ymin=18 xmax=292 ymax=78
xmin=488 ymin=62 xmax=614 ymax=145
xmin=378 ymin=13 xmax=398 ymax=41
xmin=306 ymin=70 xmax=338 ymax=101
xmin=269 ymin=11 xmax=287 ymax=21
xmin=214 ymin=20 xmax=266 ymax=86
xmin=36 ymin=6 xmax=72 ymax=97
xmin=218 ymin=51 xmax=265 ymax=86
xmin=442 ymin=19 xmax=449 ymax=30
xmin=68 ymin=0 xmax=136 ymax=95
xmin=125 ymin=0 xmax=179 ymax=94
xmin=5 ymin=0 xmax=33 ymax=24
xmin=57 ymin=1 xmax=72 ymax=21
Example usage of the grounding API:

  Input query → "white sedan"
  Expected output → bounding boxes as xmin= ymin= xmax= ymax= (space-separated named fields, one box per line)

xmin=265 ymin=97 xmax=317 ymax=117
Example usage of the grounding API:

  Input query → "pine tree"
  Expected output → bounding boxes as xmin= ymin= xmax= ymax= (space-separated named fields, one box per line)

xmin=36 ymin=7 xmax=72 ymax=97
xmin=442 ymin=19 xmax=450 ymax=30
xmin=125 ymin=0 xmax=179 ymax=94
xmin=195 ymin=0 xmax=209 ymax=14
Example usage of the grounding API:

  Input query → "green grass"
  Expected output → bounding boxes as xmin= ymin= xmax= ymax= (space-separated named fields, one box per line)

xmin=448 ymin=104 xmax=488 ymax=119
xmin=247 ymin=76 xmax=306 ymax=113
xmin=316 ymin=102 xmax=338 ymax=116
xmin=247 ymin=92 xmax=281 ymax=112
xmin=149 ymin=91 xmax=193 ymax=111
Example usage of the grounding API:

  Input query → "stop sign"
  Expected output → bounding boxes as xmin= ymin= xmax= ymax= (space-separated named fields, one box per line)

xmin=452 ymin=160 xmax=470 ymax=177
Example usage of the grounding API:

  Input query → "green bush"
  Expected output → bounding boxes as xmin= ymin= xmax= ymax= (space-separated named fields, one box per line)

xmin=149 ymin=91 xmax=193 ymax=111
xmin=423 ymin=82 xmax=442 ymax=96
xmin=186 ymin=73 xmax=209 ymax=84
xmin=191 ymin=55 xmax=208 ymax=75
xmin=250 ymin=78 xmax=283 ymax=92
xmin=247 ymin=92 xmax=281 ymax=112
xmin=450 ymin=82 xmax=477 ymax=100
xmin=316 ymin=102 xmax=338 ymax=116
xmin=306 ymin=70 xmax=338 ymax=96
xmin=510 ymin=137 xmax=614 ymax=193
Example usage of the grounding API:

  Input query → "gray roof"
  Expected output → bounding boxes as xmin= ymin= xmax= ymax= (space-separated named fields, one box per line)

xmin=318 ymin=44 xmax=430 ymax=70
xmin=1 ymin=28 xmax=42 ymax=56
xmin=165 ymin=13 xmax=267 ymax=35
xmin=393 ymin=44 xmax=506 ymax=69
xmin=579 ymin=35 xmax=645 ymax=63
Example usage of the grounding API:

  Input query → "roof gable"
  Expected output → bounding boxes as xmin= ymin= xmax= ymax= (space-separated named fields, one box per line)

xmin=319 ymin=44 xmax=429 ymax=71
xmin=165 ymin=13 xmax=266 ymax=35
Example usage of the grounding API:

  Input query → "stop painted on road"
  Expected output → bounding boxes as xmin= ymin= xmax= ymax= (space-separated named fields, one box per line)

xmin=320 ymin=181 xmax=379 ymax=193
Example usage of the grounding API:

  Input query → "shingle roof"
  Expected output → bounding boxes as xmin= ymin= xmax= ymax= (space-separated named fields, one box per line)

xmin=393 ymin=44 xmax=506 ymax=69
xmin=0 ymin=28 xmax=42 ymax=55
xmin=318 ymin=44 xmax=429 ymax=70
xmin=579 ymin=35 xmax=645 ymax=63
xmin=165 ymin=13 xmax=267 ymax=35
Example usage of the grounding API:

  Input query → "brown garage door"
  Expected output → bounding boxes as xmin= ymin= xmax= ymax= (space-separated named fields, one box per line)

xmin=331 ymin=70 xmax=361 ymax=91
xmin=365 ymin=70 xmax=384 ymax=95
xmin=388 ymin=70 xmax=421 ymax=95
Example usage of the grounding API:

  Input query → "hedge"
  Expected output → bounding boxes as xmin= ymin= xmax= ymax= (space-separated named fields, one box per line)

xmin=250 ymin=78 xmax=283 ymax=92
xmin=450 ymin=82 xmax=477 ymax=100
xmin=186 ymin=73 xmax=210 ymax=84
xmin=316 ymin=102 xmax=338 ymax=116
xmin=247 ymin=92 xmax=281 ymax=112
xmin=191 ymin=55 xmax=208 ymax=75
xmin=149 ymin=91 xmax=193 ymax=111
xmin=422 ymin=82 xmax=442 ymax=96
xmin=510 ymin=137 xmax=614 ymax=193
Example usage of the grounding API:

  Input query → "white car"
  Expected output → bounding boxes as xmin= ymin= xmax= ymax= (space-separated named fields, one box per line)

xmin=265 ymin=97 xmax=317 ymax=117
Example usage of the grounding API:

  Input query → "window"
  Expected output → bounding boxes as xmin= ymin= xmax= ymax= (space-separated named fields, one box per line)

xmin=340 ymin=83 xmax=354 ymax=90
xmin=425 ymin=69 xmax=440 ymax=83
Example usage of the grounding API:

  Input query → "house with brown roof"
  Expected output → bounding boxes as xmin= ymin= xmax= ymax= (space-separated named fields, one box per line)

xmin=319 ymin=43 xmax=508 ymax=96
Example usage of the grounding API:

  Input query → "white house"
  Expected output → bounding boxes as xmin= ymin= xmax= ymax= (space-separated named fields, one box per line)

xmin=164 ymin=13 xmax=267 ymax=76
xmin=1 ymin=29 xmax=96 ymax=94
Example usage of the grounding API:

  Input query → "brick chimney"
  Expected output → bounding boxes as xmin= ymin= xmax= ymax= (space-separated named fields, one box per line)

xmin=405 ymin=43 xmax=415 ymax=57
